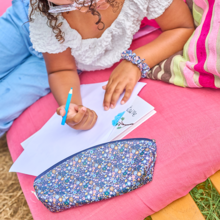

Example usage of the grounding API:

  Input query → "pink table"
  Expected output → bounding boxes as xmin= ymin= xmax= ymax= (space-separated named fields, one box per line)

xmin=7 ymin=29 xmax=220 ymax=220
xmin=3 ymin=1 xmax=220 ymax=219
xmin=0 ymin=1 xmax=11 ymax=16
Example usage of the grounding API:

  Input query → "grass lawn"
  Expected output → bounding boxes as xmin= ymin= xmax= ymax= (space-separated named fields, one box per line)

xmin=144 ymin=179 xmax=220 ymax=220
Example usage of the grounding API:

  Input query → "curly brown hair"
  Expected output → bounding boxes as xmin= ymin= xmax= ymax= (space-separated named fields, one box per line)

xmin=29 ymin=0 xmax=122 ymax=43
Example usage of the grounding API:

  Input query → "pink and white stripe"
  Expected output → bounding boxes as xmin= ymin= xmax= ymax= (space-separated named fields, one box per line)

xmin=206 ymin=0 xmax=220 ymax=78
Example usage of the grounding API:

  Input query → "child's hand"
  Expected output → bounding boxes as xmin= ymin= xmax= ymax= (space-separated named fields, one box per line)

xmin=56 ymin=104 xmax=98 ymax=130
xmin=103 ymin=60 xmax=141 ymax=110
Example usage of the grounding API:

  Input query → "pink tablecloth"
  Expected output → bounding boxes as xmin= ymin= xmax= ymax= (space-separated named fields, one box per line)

xmin=0 ymin=1 xmax=11 ymax=16
xmin=7 ymin=29 xmax=220 ymax=220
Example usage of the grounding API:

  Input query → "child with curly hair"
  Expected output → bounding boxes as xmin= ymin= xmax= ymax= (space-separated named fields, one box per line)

xmin=0 ymin=0 xmax=194 ymax=136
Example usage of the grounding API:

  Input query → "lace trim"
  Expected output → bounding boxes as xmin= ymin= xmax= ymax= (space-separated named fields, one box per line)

xmin=29 ymin=8 xmax=68 ymax=53
xmin=64 ymin=0 xmax=145 ymax=70
xmin=29 ymin=0 xmax=173 ymax=71
xmin=146 ymin=0 xmax=173 ymax=20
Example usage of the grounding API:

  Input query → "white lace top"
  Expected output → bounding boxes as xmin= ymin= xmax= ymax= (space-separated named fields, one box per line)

xmin=29 ymin=0 xmax=173 ymax=71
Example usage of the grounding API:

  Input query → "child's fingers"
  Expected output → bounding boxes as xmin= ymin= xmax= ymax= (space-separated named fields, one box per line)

xmin=85 ymin=110 xmax=96 ymax=129
xmin=56 ymin=106 xmax=66 ymax=117
xmin=103 ymin=82 xmax=117 ymax=111
xmin=74 ymin=110 xmax=97 ymax=130
xmin=110 ymin=83 xmax=125 ymax=108
xmin=78 ymin=109 xmax=93 ymax=129
xmin=121 ymin=84 xmax=134 ymax=104
xmin=67 ymin=106 xmax=86 ymax=125
xmin=102 ymin=85 xmax=107 ymax=90
xmin=89 ymin=110 xmax=98 ymax=128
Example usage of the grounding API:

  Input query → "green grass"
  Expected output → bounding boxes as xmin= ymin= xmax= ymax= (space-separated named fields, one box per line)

xmin=190 ymin=178 xmax=220 ymax=220
xmin=144 ymin=178 xmax=220 ymax=220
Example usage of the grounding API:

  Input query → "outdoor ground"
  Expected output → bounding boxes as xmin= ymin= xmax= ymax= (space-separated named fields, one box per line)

xmin=0 ymin=135 xmax=32 ymax=220
xmin=0 ymin=134 xmax=219 ymax=220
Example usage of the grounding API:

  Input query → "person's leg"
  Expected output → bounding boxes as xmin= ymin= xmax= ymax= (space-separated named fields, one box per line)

xmin=0 ymin=55 xmax=50 ymax=137
xmin=0 ymin=0 xmax=42 ymax=78
xmin=0 ymin=1 xmax=29 ymax=78
xmin=0 ymin=0 xmax=49 ymax=137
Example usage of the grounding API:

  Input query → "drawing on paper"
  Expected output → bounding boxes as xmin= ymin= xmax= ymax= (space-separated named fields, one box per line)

xmin=126 ymin=106 xmax=137 ymax=117
xmin=112 ymin=111 xmax=134 ymax=130
xmin=112 ymin=112 xmax=125 ymax=126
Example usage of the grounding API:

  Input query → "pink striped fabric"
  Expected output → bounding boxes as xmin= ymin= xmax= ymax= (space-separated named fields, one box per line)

xmin=149 ymin=0 xmax=220 ymax=89
xmin=194 ymin=0 xmax=216 ymax=88
xmin=206 ymin=0 xmax=220 ymax=77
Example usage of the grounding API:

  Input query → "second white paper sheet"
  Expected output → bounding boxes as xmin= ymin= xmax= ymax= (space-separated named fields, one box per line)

xmin=10 ymin=82 xmax=146 ymax=176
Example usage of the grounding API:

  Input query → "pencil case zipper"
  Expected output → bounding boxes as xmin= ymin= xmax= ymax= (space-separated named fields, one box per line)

xmin=35 ymin=138 xmax=155 ymax=180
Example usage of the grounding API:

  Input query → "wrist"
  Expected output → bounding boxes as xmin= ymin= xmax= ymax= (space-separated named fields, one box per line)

xmin=121 ymin=50 xmax=150 ymax=78
xmin=123 ymin=60 xmax=142 ymax=80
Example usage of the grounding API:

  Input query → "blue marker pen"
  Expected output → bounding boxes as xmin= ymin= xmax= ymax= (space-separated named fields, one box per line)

xmin=61 ymin=88 xmax=73 ymax=125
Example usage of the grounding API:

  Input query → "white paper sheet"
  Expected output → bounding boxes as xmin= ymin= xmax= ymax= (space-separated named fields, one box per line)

xmin=108 ymin=96 xmax=155 ymax=141
xmin=10 ymin=82 xmax=146 ymax=176
xmin=112 ymin=110 xmax=156 ymax=141
xmin=21 ymin=95 xmax=155 ymax=149
xmin=21 ymin=82 xmax=111 ymax=150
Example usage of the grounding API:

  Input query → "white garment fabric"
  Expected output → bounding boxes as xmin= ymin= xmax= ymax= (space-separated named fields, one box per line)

xmin=29 ymin=0 xmax=173 ymax=71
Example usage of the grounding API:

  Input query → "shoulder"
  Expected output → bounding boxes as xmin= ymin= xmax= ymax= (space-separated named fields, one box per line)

xmin=28 ymin=4 xmax=68 ymax=54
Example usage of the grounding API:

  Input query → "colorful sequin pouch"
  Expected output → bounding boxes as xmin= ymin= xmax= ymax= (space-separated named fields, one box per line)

xmin=33 ymin=138 xmax=157 ymax=212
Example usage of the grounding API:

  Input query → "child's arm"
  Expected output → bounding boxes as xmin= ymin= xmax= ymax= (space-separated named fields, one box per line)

xmin=43 ymin=48 xmax=98 ymax=130
xmin=43 ymin=48 xmax=82 ymax=106
xmin=103 ymin=0 xmax=194 ymax=110
xmin=134 ymin=0 xmax=194 ymax=70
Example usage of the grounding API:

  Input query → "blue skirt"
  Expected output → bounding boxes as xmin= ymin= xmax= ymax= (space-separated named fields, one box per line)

xmin=0 ymin=0 xmax=50 ymax=137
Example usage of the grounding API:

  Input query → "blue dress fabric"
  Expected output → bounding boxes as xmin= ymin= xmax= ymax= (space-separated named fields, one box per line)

xmin=0 ymin=0 xmax=50 ymax=137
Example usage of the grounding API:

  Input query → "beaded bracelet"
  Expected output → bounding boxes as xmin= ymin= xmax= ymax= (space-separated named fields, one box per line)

xmin=121 ymin=50 xmax=150 ymax=78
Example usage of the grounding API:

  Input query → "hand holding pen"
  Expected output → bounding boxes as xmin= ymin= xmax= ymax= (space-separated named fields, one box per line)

xmin=56 ymin=88 xmax=98 ymax=130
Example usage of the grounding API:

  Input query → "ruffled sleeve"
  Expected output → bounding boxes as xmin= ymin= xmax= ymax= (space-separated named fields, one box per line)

xmin=28 ymin=5 xmax=68 ymax=54
xmin=146 ymin=0 xmax=173 ymax=20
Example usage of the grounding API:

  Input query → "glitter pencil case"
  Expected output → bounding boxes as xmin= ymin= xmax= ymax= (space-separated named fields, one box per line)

xmin=33 ymin=138 xmax=157 ymax=212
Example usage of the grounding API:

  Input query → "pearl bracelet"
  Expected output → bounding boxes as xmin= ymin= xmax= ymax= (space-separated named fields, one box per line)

xmin=121 ymin=50 xmax=150 ymax=78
